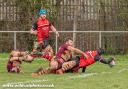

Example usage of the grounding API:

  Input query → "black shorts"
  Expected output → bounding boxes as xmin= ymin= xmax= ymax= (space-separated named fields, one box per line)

xmin=43 ymin=38 xmax=50 ymax=48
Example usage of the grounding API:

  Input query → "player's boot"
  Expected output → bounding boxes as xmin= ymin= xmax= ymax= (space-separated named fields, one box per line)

xmin=108 ymin=57 xmax=116 ymax=67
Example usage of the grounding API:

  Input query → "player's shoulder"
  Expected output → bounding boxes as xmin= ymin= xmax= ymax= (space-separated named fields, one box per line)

xmin=63 ymin=43 xmax=70 ymax=48
xmin=45 ymin=19 xmax=51 ymax=24
xmin=59 ymin=43 xmax=68 ymax=49
xmin=45 ymin=19 xmax=49 ymax=21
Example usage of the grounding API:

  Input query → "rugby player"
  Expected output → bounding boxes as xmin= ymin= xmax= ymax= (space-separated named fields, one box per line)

xmin=31 ymin=38 xmax=88 ymax=76
xmin=57 ymin=48 xmax=116 ymax=74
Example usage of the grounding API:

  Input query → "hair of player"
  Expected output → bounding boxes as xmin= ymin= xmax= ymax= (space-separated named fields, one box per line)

xmin=65 ymin=37 xmax=73 ymax=42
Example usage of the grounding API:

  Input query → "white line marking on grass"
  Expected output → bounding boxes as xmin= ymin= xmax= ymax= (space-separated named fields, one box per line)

xmin=70 ymin=68 xmax=128 ymax=79
xmin=4 ymin=79 xmax=48 ymax=85
xmin=69 ymin=72 xmax=112 ymax=79
xmin=70 ymin=73 xmax=98 ymax=79
xmin=118 ymin=68 xmax=128 ymax=73
xmin=101 ymin=72 xmax=112 ymax=74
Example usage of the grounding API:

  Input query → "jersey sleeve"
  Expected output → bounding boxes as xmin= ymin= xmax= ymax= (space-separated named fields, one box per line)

xmin=32 ymin=21 xmax=38 ymax=30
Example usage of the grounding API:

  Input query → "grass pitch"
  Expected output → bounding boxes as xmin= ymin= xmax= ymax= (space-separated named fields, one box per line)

xmin=0 ymin=54 xmax=128 ymax=89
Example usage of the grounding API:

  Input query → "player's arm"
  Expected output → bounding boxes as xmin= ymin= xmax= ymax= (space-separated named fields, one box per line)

xmin=9 ymin=51 xmax=27 ymax=61
xmin=67 ymin=46 xmax=88 ymax=58
xmin=10 ymin=57 xmax=22 ymax=62
xmin=50 ymin=25 xmax=59 ymax=37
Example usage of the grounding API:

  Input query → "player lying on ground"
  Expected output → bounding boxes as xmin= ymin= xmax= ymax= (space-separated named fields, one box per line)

xmin=7 ymin=46 xmax=54 ymax=73
xmin=7 ymin=50 xmax=33 ymax=73
xmin=31 ymin=38 xmax=88 ymax=76
xmin=56 ymin=48 xmax=116 ymax=74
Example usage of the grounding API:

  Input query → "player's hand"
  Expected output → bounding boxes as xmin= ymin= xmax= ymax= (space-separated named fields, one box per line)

xmin=30 ymin=29 xmax=37 ymax=35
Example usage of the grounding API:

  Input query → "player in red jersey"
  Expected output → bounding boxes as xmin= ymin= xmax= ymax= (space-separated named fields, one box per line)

xmin=30 ymin=9 xmax=59 ymax=52
xmin=56 ymin=48 xmax=116 ymax=74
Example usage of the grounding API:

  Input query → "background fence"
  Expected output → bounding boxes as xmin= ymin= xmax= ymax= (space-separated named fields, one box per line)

xmin=0 ymin=0 xmax=128 ymax=54
xmin=0 ymin=31 xmax=128 ymax=54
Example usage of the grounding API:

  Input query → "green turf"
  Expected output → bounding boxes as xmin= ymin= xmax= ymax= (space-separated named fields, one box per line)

xmin=0 ymin=54 xmax=128 ymax=89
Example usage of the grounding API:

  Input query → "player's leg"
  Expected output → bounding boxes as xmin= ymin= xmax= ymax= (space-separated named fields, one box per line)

xmin=32 ymin=35 xmax=51 ymax=57
xmin=41 ymin=45 xmax=54 ymax=61
xmin=36 ymin=31 xmax=44 ymax=52
xmin=10 ymin=53 xmax=34 ymax=63
xmin=56 ymin=61 xmax=79 ymax=74
xmin=37 ymin=35 xmax=50 ymax=50
xmin=56 ymin=56 xmax=80 ymax=74
xmin=10 ymin=50 xmax=28 ymax=57
xmin=23 ymin=55 xmax=34 ymax=63
xmin=31 ymin=59 xmax=59 ymax=77
xmin=94 ymin=55 xmax=116 ymax=67
xmin=43 ymin=45 xmax=54 ymax=56
xmin=82 ymin=67 xmax=86 ymax=73
xmin=43 ymin=37 xmax=50 ymax=49
xmin=9 ymin=57 xmax=24 ymax=61
xmin=10 ymin=50 xmax=21 ymax=57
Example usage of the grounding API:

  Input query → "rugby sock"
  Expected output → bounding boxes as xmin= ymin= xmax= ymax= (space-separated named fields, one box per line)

xmin=99 ymin=58 xmax=109 ymax=64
